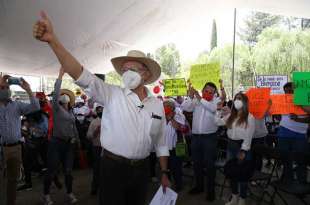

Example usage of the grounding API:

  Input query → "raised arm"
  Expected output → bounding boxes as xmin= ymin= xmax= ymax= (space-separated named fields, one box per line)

xmin=33 ymin=11 xmax=82 ymax=80
xmin=15 ymin=77 xmax=40 ymax=115
xmin=52 ymin=68 xmax=65 ymax=109
xmin=219 ymin=79 xmax=227 ymax=102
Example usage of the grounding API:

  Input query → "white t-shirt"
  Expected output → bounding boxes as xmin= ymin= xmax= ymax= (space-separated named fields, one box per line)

xmin=280 ymin=115 xmax=309 ymax=134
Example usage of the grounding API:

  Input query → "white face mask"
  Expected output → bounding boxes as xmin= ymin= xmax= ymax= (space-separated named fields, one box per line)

xmin=234 ymin=100 xmax=243 ymax=110
xmin=122 ymin=70 xmax=142 ymax=90
xmin=59 ymin=94 xmax=70 ymax=104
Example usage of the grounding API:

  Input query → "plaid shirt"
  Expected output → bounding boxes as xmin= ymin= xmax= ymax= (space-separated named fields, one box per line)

xmin=0 ymin=97 xmax=40 ymax=144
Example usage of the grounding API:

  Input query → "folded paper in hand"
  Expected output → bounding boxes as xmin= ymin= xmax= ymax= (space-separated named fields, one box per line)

xmin=149 ymin=186 xmax=177 ymax=205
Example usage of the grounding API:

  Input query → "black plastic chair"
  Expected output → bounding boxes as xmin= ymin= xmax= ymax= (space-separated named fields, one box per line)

xmin=248 ymin=144 xmax=282 ymax=204
xmin=267 ymin=151 xmax=310 ymax=205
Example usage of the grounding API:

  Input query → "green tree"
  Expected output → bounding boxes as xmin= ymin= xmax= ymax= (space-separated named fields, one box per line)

xmin=238 ymin=11 xmax=281 ymax=46
xmin=253 ymin=27 xmax=310 ymax=77
xmin=211 ymin=19 xmax=217 ymax=50
xmin=206 ymin=44 xmax=252 ymax=97
xmin=301 ymin=18 xmax=310 ymax=30
xmin=155 ymin=43 xmax=181 ymax=77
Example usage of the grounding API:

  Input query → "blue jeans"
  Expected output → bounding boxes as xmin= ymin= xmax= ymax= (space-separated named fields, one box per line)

xmin=191 ymin=133 xmax=218 ymax=194
xmin=227 ymin=140 xmax=251 ymax=199
xmin=44 ymin=138 xmax=74 ymax=194
xmin=278 ymin=127 xmax=308 ymax=183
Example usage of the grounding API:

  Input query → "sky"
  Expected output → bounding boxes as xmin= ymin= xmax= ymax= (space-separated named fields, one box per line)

xmin=144 ymin=8 xmax=249 ymax=62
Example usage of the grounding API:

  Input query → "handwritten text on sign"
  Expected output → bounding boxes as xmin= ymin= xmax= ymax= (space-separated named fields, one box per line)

xmin=293 ymin=72 xmax=310 ymax=106
xmin=189 ymin=63 xmax=220 ymax=90
xmin=246 ymin=88 xmax=271 ymax=119
xmin=163 ymin=78 xmax=187 ymax=96
xmin=270 ymin=94 xmax=306 ymax=115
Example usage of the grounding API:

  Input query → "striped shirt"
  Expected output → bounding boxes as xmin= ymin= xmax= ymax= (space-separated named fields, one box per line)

xmin=0 ymin=97 xmax=40 ymax=144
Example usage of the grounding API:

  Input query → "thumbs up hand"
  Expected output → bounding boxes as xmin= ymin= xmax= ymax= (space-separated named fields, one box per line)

xmin=33 ymin=11 xmax=55 ymax=43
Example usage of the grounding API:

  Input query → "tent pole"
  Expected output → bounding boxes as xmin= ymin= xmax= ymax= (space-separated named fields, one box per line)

xmin=232 ymin=8 xmax=236 ymax=97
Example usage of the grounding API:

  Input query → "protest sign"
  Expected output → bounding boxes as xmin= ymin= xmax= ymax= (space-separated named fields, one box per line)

xmin=189 ymin=63 xmax=220 ymax=90
xmin=270 ymin=94 xmax=306 ymax=115
xmin=293 ymin=72 xmax=310 ymax=106
xmin=246 ymin=88 xmax=271 ymax=119
xmin=163 ymin=78 xmax=187 ymax=96
xmin=256 ymin=75 xmax=288 ymax=94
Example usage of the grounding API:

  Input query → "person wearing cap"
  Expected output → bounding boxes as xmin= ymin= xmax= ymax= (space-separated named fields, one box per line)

xmin=42 ymin=67 xmax=79 ymax=205
xmin=33 ymin=11 xmax=170 ymax=205
xmin=0 ymin=75 xmax=40 ymax=205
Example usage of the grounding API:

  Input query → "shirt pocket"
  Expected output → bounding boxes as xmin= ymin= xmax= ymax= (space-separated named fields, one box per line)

xmin=149 ymin=115 xmax=162 ymax=141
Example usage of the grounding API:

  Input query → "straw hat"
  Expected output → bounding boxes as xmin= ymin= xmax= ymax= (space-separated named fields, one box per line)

xmin=111 ymin=50 xmax=161 ymax=84
xmin=60 ymin=89 xmax=75 ymax=107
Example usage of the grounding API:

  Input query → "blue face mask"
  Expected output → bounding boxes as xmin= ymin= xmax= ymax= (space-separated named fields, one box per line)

xmin=0 ymin=89 xmax=11 ymax=101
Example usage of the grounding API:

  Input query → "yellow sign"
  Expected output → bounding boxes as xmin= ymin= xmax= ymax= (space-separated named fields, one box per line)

xmin=163 ymin=78 xmax=187 ymax=96
xmin=189 ymin=63 xmax=220 ymax=90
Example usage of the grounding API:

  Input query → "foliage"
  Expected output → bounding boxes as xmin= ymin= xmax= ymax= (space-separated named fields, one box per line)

xmin=105 ymin=70 xmax=122 ymax=86
xmin=253 ymin=27 xmax=310 ymax=78
xmin=238 ymin=11 xmax=281 ymax=46
xmin=155 ymin=43 xmax=181 ymax=77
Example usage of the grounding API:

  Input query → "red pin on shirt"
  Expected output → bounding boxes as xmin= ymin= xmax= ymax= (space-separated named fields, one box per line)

xmin=153 ymin=85 xmax=161 ymax=94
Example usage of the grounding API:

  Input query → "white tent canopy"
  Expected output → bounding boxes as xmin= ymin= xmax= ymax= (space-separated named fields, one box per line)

xmin=1 ymin=0 xmax=310 ymax=76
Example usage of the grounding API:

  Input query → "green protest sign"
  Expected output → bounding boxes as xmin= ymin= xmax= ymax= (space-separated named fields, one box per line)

xmin=163 ymin=78 xmax=187 ymax=96
xmin=293 ymin=72 xmax=310 ymax=105
xmin=189 ymin=63 xmax=220 ymax=90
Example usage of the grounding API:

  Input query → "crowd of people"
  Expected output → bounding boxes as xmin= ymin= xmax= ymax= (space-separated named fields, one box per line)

xmin=0 ymin=11 xmax=310 ymax=205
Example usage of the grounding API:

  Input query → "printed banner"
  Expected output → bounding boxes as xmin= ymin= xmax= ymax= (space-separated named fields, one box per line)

xmin=189 ymin=63 xmax=220 ymax=90
xmin=270 ymin=94 xmax=306 ymax=115
xmin=163 ymin=78 xmax=187 ymax=96
xmin=293 ymin=72 xmax=310 ymax=106
xmin=246 ymin=88 xmax=271 ymax=119
xmin=256 ymin=75 xmax=288 ymax=94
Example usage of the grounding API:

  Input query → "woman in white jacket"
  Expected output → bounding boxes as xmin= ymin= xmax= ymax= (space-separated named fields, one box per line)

xmin=215 ymin=92 xmax=255 ymax=205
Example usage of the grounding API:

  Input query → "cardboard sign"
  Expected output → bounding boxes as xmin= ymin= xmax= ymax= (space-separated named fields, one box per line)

xmin=293 ymin=72 xmax=310 ymax=105
xmin=163 ymin=78 xmax=187 ymax=96
xmin=189 ymin=63 xmax=220 ymax=90
xmin=270 ymin=94 xmax=306 ymax=115
xmin=256 ymin=75 xmax=288 ymax=94
xmin=246 ymin=88 xmax=271 ymax=119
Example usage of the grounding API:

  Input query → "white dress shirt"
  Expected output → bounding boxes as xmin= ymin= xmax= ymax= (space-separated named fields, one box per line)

xmin=215 ymin=112 xmax=255 ymax=151
xmin=182 ymin=97 xmax=221 ymax=134
xmin=165 ymin=111 xmax=186 ymax=150
xmin=87 ymin=117 xmax=101 ymax=147
xmin=76 ymin=69 xmax=169 ymax=159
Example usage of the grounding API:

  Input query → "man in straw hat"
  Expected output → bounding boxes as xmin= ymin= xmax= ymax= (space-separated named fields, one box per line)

xmin=33 ymin=11 xmax=170 ymax=205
